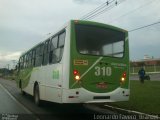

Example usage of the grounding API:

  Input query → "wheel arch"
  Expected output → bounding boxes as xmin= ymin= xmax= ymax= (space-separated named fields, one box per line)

xmin=33 ymin=81 xmax=41 ymax=106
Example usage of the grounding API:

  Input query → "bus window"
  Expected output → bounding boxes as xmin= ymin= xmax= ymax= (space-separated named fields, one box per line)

xmin=58 ymin=32 xmax=65 ymax=61
xmin=52 ymin=48 xmax=61 ymax=63
xmin=49 ymin=36 xmax=58 ymax=64
xmin=75 ymin=24 xmax=125 ymax=58
xmin=32 ymin=49 xmax=36 ymax=67
xmin=49 ymin=31 xmax=65 ymax=64
xmin=51 ymin=36 xmax=58 ymax=49
xmin=54 ymin=32 xmax=65 ymax=63
xmin=102 ymin=44 xmax=112 ymax=56
xmin=35 ymin=45 xmax=42 ymax=67
xmin=26 ymin=54 xmax=29 ymax=68
xmin=20 ymin=56 xmax=24 ymax=69
xmin=42 ymin=40 xmax=49 ymax=65
xmin=40 ymin=43 xmax=44 ymax=65
xmin=58 ymin=32 xmax=65 ymax=47
xmin=102 ymin=41 xmax=124 ymax=57
xmin=23 ymin=55 xmax=27 ymax=68
xmin=28 ymin=51 xmax=32 ymax=67
xmin=113 ymin=41 xmax=124 ymax=57
xmin=19 ymin=57 xmax=21 ymax=69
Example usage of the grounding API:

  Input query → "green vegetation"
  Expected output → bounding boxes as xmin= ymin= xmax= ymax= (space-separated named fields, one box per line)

xmin=108 ymin=81 xmax=160 ymax=114
xmin=0 ymin=68 xmax=17 ymax=80
xmin=3 ymin=75 xmax=16 ymax=80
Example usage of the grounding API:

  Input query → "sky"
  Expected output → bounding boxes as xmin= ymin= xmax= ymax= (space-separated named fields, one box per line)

xmin=0 ymin=0 xmax=160 ymax=68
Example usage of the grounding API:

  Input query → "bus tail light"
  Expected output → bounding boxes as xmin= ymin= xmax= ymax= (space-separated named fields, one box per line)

xmin=120 ymin=72 xmax=126 ymax=83
xmin=75 ymin=75 xmax=80 ymax=80
xmin=73 ymin=69 xmax=80 ymax=81
xmin=73 ymin=70 xmax=79 ymax=75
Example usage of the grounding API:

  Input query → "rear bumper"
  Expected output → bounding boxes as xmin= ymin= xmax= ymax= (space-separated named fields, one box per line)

xmin=62 ymin=87 xmax=129 ymax=103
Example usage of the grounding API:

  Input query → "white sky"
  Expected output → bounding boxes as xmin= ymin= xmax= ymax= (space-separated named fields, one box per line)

xmin=0 ymin=0 xmax=160 ymax=68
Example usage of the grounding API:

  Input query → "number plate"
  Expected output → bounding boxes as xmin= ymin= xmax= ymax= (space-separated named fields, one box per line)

xmin=96 ymin=82 xmax=107 ymax=89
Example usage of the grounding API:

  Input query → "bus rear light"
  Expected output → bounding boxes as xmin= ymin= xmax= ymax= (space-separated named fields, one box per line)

xmin=75 ymin=75 xmax=80 ymax=81
xmin=73 ymin=70 xmax=79 ymax=75
xmin=73 ymin=69 xmax=80 ymax=81
xmin=120 ymin=72 xmax=126 ymax=83
xmin=121 ymin=77 xmax=125 ymax=82
xmin=122 ymin=72 xmax=126 ymax=78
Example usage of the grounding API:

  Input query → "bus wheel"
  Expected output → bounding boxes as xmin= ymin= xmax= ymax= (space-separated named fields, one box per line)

xmin=19 ymin=80 xmax=25 ymax=95
xmin=34 ymin=84 xmax=40 ymax=106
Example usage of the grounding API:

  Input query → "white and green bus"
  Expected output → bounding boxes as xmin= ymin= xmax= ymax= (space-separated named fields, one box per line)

xmin=17 ymin=20 xmax=129 ymax=105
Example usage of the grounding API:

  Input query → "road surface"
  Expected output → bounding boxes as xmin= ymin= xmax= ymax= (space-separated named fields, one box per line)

xmin=0 ymin=78 xmax=116 ymax=120
xmin=2 ymin=77 xmax=155 ymax=120
xmin=0 ymin=81 xmax=37 ymax=120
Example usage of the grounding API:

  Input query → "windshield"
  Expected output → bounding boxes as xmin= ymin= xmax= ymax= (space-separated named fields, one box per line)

xmin=75 ymin=24 xmax=125 ymax=57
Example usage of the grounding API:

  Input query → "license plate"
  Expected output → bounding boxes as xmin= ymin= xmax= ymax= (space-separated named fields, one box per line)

xmin=96 ymin=82 xmax=107 ymax=89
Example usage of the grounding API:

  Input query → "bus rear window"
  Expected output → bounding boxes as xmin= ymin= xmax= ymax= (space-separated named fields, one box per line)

xmin=75 ymin=24 xmax=125 ymax=57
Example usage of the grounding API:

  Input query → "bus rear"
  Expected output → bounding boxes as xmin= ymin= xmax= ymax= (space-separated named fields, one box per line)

xmin=64 ymin=20 xmax=129 ymax=103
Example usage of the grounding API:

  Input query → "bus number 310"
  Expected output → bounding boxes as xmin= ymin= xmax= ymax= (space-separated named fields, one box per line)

xmin=95 ymin=66 xmax=112 ymax=76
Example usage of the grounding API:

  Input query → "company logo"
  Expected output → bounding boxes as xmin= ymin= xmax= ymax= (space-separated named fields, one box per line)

xmin=52 ymin=70 xmax=59 ymax=79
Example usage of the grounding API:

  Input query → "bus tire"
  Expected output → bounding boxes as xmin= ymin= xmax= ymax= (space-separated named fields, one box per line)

xmin=34 ymin=84 xmax=41 ymax=106
xmin=19 ymin=80 xmax=26 ymax=95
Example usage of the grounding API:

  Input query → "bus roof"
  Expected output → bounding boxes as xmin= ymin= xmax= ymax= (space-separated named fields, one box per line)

xmin=71 ymin=20 xmax=128 ymax=33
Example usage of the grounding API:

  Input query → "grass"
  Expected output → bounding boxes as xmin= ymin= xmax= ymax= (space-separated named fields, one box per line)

xmin=108 ymin=80 xmax=160 ymax=114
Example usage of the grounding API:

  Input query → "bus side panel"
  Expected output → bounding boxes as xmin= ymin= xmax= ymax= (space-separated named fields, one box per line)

xmin=19 ymin=68 xmax=34 ymax=96
xmin=45 ymin=64 xmax=63 ymax=103
xmin=38 ymin=66 xmax=48 ymax=101
xmin=22 ymin=67 xmax=46 ymax=99
xmin=61 ymin=22 xmax=71 ymax=103
xmin=45 ymin=25 xmax=70 ymax=103
xmin=62 ymin=24 xmax=70 ymax=90
xmin=23 ymin=78 xmax=34 ymax=96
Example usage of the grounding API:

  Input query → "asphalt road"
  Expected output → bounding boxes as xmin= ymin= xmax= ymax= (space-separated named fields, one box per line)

xmin=0 ymin=78 xmax=116 ymax=120
xmin=0 ymin=84 xmax=31 ymax=114
xmin=1 ymin=77 xmax=155 ymax=120
xmin=0 ymin=82 xmax=37 ymax=120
